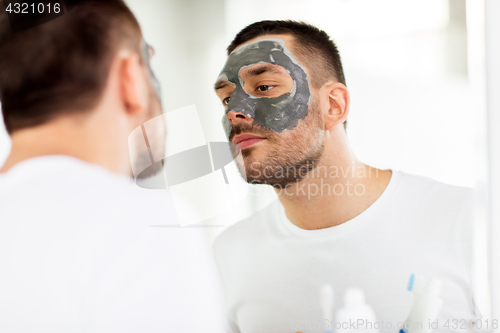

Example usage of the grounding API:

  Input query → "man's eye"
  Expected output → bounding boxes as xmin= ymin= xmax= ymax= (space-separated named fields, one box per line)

xmin=256 ymin=85 xmax=275 ymax=92
xmin=223 ymin=97 xmax=231 ymax=105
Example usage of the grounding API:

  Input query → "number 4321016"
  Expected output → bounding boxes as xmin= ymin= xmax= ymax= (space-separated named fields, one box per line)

xmin=6 ymin=2 xmax=61 ymax=14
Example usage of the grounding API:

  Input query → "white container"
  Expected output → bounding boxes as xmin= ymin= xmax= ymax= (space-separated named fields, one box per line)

xmin=320 ymin=283 xmax=335 ymax=333
xmin=400 ymin=275 xmax=444 ymax=333
xmin=335 ymin=287 xmax=380 ymax=333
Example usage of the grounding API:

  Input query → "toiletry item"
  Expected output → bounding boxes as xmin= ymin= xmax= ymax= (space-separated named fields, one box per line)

xmin=400 ymin=274 xmax=444 ymax=333
xmin=336 ymin=287 xmax=379 ymax=333
xmin=321 ymin=283 xmax=335 ymax=333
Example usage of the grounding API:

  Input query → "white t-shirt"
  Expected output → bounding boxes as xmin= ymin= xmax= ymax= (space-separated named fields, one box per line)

xmin=213 ymin=171 xmax=477 ymax=333
xmin=0 ymin=155 xmax=226 ymax=333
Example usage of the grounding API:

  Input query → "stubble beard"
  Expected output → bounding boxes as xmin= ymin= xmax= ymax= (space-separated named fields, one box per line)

xmin=230 ymin=98 xmax=325 ymax=189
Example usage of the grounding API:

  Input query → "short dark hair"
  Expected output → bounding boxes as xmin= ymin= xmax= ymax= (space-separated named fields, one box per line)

xmin=227 ymin=20 xmax=346 ymax=88
xmin=227 ymin=20 xmax=347 ymax=130
xmin=0 ymin=0 xmax=143 ymax=134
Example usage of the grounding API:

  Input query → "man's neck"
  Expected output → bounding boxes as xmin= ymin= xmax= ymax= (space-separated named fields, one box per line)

xmin=275 ymin=131 xmax=392 ymax=230
xmin=0 ymin=114 xmax=131 ymax=175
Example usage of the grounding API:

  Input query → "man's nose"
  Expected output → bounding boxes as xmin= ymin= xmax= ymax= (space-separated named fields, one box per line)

xmin=226 ymin=110 xmax=254 ymax=126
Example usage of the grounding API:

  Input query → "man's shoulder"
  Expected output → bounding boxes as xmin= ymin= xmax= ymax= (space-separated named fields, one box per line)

xmin=0 ymin=155 xmax=133 ymax=191
xmin=397 ymin=171 xmax=473 ymax=204
xmin=393 ymin=172 xmax=474 ymax=232
xmin=0 ymin=155 xmax=176 ymax=225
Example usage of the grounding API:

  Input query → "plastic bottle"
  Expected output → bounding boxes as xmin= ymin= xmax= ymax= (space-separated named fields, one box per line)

xmin=336 ymin=287 xmax=380 ymax=333
xmin=320 ymin=283 xmax=335 ymax=333
xmin=400 ymin=274 xmax=444 ymax=333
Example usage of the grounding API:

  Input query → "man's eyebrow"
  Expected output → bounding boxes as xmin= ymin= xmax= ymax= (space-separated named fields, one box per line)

xmin=214 ymin=64 xmax=286 ymax=90
xmin=240 ymin=64 xmax=287 ymax=79
xmin=214 ymin=80 xmax=230 ymax=90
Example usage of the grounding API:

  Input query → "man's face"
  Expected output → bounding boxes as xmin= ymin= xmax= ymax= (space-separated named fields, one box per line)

xmin=214 ymin=35 xmax=325 ymax=188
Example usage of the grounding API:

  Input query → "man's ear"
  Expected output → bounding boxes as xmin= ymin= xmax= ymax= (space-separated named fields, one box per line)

xmin=117 ymin=51 xmax=149 ymax=116
xmin=323 ymin=82 xmax=349 ymax=131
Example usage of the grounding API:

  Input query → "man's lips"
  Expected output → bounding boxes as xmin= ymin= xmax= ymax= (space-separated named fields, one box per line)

xmin=233 ymin=133 xmax=266 ymax=149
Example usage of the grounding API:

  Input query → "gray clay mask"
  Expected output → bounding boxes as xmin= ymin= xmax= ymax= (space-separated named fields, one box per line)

xmin=141 ymin=40 xmax=162 ymax=103
xmin=217 ymin=38 xmax=311 ymax=137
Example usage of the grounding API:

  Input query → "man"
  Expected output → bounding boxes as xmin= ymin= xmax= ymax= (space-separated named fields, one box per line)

xmin=0 ymin=1 xmax=224 ymax=332
xmin=213 ymin=21 xmax=476 ymax=333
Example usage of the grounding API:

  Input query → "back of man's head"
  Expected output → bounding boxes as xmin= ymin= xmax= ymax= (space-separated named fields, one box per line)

xmin=0 ymin=0 xmax=143 ymax=134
